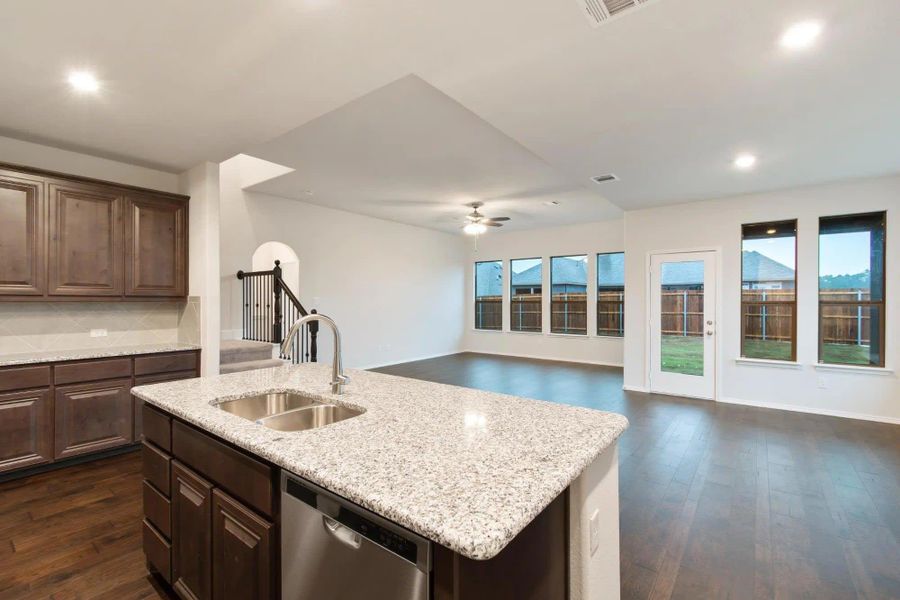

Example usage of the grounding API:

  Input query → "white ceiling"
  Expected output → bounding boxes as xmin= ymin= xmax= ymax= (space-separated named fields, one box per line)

xmin=2 ymin=0 xmax=899 ymax=223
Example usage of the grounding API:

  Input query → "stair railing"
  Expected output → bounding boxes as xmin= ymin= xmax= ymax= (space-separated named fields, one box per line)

xmin=236 ymin=260 xmax=317 ymax=364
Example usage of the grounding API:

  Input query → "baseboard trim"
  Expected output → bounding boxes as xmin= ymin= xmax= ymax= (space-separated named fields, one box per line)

xmin=360 ymin=351 xmax=463 ymax=371
xmin=622 ymin=384 xmax=648 ymax=393
xmin=718 ymin=396 xmax=900 ymax=425
xmin=462 ymin=349 xmax=623 ymax=369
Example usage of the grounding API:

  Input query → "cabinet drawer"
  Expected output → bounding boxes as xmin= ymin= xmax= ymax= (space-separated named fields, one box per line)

xmin=143 ymin=442 xmax=171 ymax=496
xmin=143 ymin=519 xmax=172 ymax=584
xmin=54 ymin=358 xmax=132 ymax=385
xmin=173 ymin=421 xmax=274 ymax=518
xmin=142 ymin=404 xmax=172 ymax=451
xmin=0 ymin=365 xmax=51 ymax=393
xmin=135 ymin=352 xmax=197 ymax=377
xmin=143 ymin=480 xmax=171 ymax=539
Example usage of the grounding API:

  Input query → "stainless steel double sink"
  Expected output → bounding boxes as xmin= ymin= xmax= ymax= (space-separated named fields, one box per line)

xmin=216 ymin=392 xmax=363 ymax=432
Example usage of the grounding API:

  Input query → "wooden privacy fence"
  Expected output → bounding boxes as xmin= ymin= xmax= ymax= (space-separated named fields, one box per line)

xmin=475 ymin=297 xmax=502 ymax=330
xmin=511 ymin=294 xmax=542 ymax=332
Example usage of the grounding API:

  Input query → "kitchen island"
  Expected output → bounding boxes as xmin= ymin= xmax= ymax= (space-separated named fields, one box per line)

xmin=132 ymin=363 xmax=628 ymax=599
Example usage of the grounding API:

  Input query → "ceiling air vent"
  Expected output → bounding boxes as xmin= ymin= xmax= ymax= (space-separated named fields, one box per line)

xmin=575 ymin=0 xmax=648 ymax=27
xmin=591 ymin=174 xmax=619 ymax=184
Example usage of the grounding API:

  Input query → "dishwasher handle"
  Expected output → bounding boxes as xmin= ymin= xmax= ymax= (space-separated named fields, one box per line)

xmin=323 ymin=515 xmax=362 ymax=550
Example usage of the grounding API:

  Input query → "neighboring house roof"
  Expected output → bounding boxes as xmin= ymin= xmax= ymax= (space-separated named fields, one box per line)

xmin=511 ymin=263 xmax=542 ymax=287
xmin=741 ymin=250 xmax=795 ymax=283
xmin=476 ymin=261 xmax=503 ymax=297
xmin=597 ymin=253 xmax=625 ymax=287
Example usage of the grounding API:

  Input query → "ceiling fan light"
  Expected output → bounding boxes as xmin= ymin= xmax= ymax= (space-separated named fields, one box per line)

xmin=464 ymin=222 xmax=487 ymax=235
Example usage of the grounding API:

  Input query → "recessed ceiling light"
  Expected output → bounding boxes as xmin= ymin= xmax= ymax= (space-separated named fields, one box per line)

xmin=67 ymin=70 xmax=100 ymax=93
xmin=780 ymin=21 xmax=823 ymax=50
xmin=733 ymin=153 xmax=757 ymax=170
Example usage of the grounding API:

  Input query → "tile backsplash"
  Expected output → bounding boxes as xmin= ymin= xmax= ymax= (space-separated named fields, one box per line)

xmin=0 ymin=302 xmax=189 ymax=355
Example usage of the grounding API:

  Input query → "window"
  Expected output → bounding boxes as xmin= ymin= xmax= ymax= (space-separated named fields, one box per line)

xmin=510 ymin=258 xmax=542 ymax=332
xmin=818 ymin=212 xmax=886 ymax=367
xmin=474 ymin=260 xmax=502 ymax=330
xmin=597 ymin=252 xmax=625 ymax=337
xmin=741 ymin=220 xmax=797 ymax=361
xmin=550 ymin=255 xmax=587 ymax=334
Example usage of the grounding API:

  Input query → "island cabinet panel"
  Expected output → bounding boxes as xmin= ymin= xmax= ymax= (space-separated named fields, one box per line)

xmin=143 ymin=479 xmax=172 ymax=538
xmin=433 ymin=492 xmax=568 ymax=600
xmin=211 ymin=489 xmax=274 ymax=600
xmin=54 ymin=377 xmax=133 ymax=460
xmin=143 ymin=518 xmax=173 ymax=584
xmin=143 ymin=441 xmax=172 ymax=496
xmin=0 ymin=171 xmax=45 ymax=296
xmin=172 ymin=421 xmax=275 ymax=518
xmin=47 ymin=182 xmax=124 ymax=297
xmin=125 ymin=195 xmax=187 ymax=297
xmin=171 ymin=461 xmax=214 ymax=600
xmin=0 ymin=388 xmax=52 ymax=473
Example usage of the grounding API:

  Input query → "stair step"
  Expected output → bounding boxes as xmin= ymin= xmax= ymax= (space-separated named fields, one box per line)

xmin=220 ymin=358 xmax=288 ymax=375
xmin=220 ymin=339 xmax=274 ymax=364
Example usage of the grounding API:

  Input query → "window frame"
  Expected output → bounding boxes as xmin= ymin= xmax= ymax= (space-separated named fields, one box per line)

xmin=596 ymin=251 xmax=625 ymax=338
xmin=549 ymin=254 xmax=588 ymax=336
xmin=509 ymin=257 xmax=543 ymax=334
xmin=817 ymin=211 xmax=886 ymax=368
xmin=740 ymin=220 xmax=798 ymax=362
xmin=473 ymin=260 xmax=503 ymax=331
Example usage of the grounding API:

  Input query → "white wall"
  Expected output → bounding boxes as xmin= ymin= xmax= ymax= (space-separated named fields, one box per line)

xmin=219 ymin=157 xmax=467 ymax=369
xmin=464 ymin=221 xmax=625 ymax=366
xmin=180 ymin=162 xmax=221 ymax=376
xmin=624 ymin=175 xmax=900 ymax=424
xmin=0 ymin=134 xmax=179 ymax=192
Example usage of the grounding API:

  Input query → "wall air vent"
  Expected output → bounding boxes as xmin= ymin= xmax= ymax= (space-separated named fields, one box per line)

xmin=575 ymin=0 xmax=650 ymax=27
xmin=591 ymin=174 xmax=619 ymax=184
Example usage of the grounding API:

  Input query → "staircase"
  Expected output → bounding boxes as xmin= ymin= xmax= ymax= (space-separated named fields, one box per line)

xmin=219 ymin=340 xmax=287 ymax=374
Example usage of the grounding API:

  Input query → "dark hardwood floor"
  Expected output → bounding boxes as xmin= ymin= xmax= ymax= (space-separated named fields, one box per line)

xmin=1 ymin=351 xmax=897 ymax=599
xmin=375 ymin=352 xmax=900 ymax=600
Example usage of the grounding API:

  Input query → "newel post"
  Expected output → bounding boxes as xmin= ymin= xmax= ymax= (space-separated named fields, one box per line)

xmin=308 ymin=309 xmax=319 ymax=363
xmin=272 ymin=260 xmax=283 ymax=344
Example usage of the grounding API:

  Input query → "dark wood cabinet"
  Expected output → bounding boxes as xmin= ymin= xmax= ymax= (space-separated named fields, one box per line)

xmin=125 ymin=195 xmax=187 ymax=297
xmin=0 ymin=170 xmax=45 ymax=296
xmin=54 ymin=377 xmax=133 ymax=459
xmin=0 ymin=162 xmax=189 ymax=301
xmin=0 ymin=388 xmax=52 ymax=473
xmin=171 ymin=461 xmax=213 ymax=600
xmin=48 ymin=182 xmax=124 ymax=296
xmin=212 ymin=489 xmax=274 ymax=600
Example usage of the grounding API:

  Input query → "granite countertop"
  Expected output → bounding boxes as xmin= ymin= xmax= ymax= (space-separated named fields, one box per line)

xmin=133 ymin=364 xmax=628 ymax=560
xmin=0 ymin=343 xmax=201 ymax=367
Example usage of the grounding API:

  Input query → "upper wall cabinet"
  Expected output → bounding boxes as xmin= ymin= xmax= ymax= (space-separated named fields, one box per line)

xmin=49 ymin=182 xmax=124 ymax=296
xmin=125 ymin=195 xmax=187 ymax=297
xmin=0 ymin=163 xmax=189 ymax=301
xmin=0 ymin=170 xmax=45 ymax=296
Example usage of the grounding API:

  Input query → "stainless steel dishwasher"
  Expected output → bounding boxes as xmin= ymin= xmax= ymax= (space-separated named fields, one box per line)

xmin=282 ymin=472 xmax=431 ymax=600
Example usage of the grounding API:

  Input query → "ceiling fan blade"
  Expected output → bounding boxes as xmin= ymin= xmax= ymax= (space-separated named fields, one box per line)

xmin=484 ymin=221 xmax=503 ymax=227
xmin=484 ymin=216 xmax=510 ymax=222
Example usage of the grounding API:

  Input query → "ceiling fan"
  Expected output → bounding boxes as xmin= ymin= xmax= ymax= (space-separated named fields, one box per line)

xmin=462 ymin=202 xmax=510 ymax=235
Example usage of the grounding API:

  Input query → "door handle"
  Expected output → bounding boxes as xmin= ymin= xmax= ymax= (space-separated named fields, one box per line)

xmin=323 ymin=516 xmax=362 ymax=550
xmin=706 ymin=330 xmax=714 ymax=336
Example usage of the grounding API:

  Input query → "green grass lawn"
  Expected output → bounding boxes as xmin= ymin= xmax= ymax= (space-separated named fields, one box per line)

xmin=742 ymin=339 xmax=792 ymax=361
xmin=661 ymin=335 xmax=704 ymax=376
xmin=821 ymin=343 xmax=873 ymax=365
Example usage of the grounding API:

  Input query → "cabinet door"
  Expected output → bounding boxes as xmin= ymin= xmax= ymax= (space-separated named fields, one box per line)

xmin=125 ymin=195 xmax=187 ymax=297
xmin=0 ymin=388 xmax=52 ymax=473
xmin=212 ymin=490 xmax=273 ymax=600
xmin=0 ymin=171 xmax=45 ymax=296
xmin=172 ymin=461 xmax=213 ymax=600
xmin=48 ymin=182 xmax=123 ymax=296
xmin=133 ymin=369 xmax=197 ymax=441
xmin=54 ymin=378 xmax=133 ymax=459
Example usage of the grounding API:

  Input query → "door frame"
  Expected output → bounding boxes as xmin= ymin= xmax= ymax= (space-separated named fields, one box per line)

xmin=644 ymin=247 xmax=723 ymax=401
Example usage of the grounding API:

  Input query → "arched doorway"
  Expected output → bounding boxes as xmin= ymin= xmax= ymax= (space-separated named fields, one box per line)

xmin=252 ymin=241 xmax=300 ymax=295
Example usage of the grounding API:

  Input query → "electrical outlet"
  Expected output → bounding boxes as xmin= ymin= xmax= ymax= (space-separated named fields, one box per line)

xmin=90 ymin=329 xmax=108 ymax=338
xmin=589 ymin=509 xmax=600 ymax=556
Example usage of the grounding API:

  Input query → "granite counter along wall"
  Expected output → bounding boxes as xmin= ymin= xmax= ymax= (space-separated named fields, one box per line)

xmin=0 ymin=299 xmax=201 ymax=355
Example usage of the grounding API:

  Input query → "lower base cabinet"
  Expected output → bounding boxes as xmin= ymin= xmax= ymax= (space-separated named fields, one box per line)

xmin=172 ymin=461 xmax=213 ymax=600
xmin=212 ymin=489 xmax=274 ymax=600
xmin=54 ymin=378 xmax=133 ymax=460
xmin=144 ymin=411 xmax=276 ymax=600
xmin=0 ymin=388 xmax=52 ymax=473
